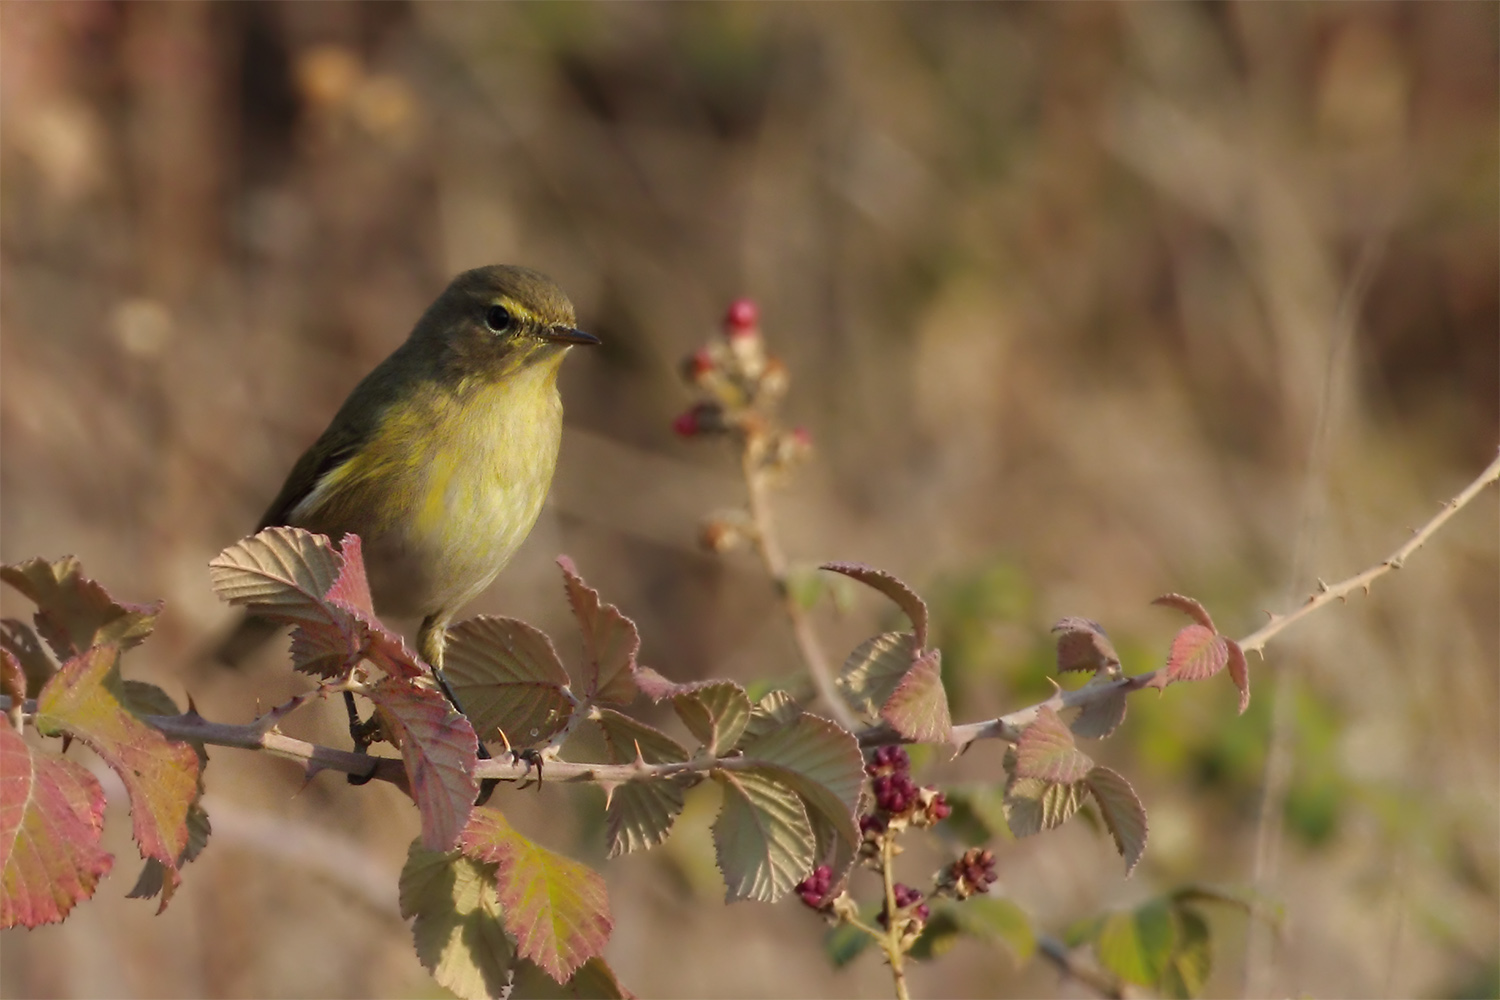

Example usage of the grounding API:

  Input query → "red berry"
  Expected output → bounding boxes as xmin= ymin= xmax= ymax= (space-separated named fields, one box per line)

xmin=672 ymin=410 xmax=701 ymax=437
xmin=724 ymin=298 xmax=759 ymax=335
xmin=689 ymin=348 xmax=715 ymax=378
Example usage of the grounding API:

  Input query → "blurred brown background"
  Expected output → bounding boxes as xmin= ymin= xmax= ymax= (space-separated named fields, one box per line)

xmin=1 ymin=3 xmax=1495 ymax=998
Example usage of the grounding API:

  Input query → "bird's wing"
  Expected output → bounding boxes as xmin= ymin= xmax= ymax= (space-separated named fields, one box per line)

xmin=256 ymin=419 xmax=368 ymax=530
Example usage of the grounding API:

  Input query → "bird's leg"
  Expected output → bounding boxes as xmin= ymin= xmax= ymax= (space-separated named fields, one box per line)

xmin=420 ymin=611 xmax=500 ymax=805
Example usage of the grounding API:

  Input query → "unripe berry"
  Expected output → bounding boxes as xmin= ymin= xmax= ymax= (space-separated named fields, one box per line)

xmin=723 ymin=298 xmax=759 ymax=335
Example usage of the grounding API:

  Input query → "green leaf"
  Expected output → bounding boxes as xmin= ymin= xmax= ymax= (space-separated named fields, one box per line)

xmin=909 ymin=905 xmax=964 ymax=961
xmin=557 ymin=557 xmax=639 ymax=707
xmin=443 ymin=616 xmax=574 ymax=747
xmin=1160 ymin=906 xmax=1212 ymax=999
xmin=784 ymin=564 xmax=827 ymax=612
xmin=880 ymin=648 xmax=952 ymax=742
xmin=1014 ymin=707 xmax=1094 ymax=784
xmin=821 ymin=562 xmax=930 ymax=648
xmin=712 ymin=769 xmax=815 ymax=902
xmin=1085 ymin=765 xmax=1148 ymax=876
xmin=1 ymin=557 xmax=161 ymax=660
xmin=824 ymin=919 xmax=875 ymax=968
xmin=400 ymin=841 xmax=514 ymax=1000
xmin=509 ymin=956 xmax=633 ymax=999
xmin=34 ymin=645 xmax=197 ymax=900
xmin=837 ymin=631 xmax=916 ymax=719
xmin=1003 ymin=776 xmax=1085 ymax=838
xmin=942 ymin=784 xmax=1011 ymax=846
xmin=0 ymin=723 xmax=113 ymax=928
xmin=1094 ymin=899 xmax=1175 ymax=986
xmin=365 ymin=679 xmax=478 ymax=852
xmin=739 ymin=689 xmax=802 ymax=745
xmin=462 ymin=807 xmax=613 ymax=983
xmin=738 ymin=715 xmax=863 ymax=878
xmin=634 ymin=671 xmax=751 ymax=757
xmin=591 ymin=709 xmax=690 ymax=859
xmin=953 ymin=896 xmax=1036 ymax=964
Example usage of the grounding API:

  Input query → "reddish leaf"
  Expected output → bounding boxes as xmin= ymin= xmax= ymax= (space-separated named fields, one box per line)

xmin=462 ymin=807 xmax=613 ymax=983
xmin=1085 ymin=766 xmax=1148 ymax=876
xmin=366 ymin=679 xmax=478 ymax=851
xmin=1014 ymin=707 xmax=1094 ymax=783
xmin=444 ymin=617 xmax=574 ymax=747
xmin=557 ymin=558 xmax=639 ymax=707
xmin=1152 ymin=594 xmax=1216 ymax=631
xmin=34 ymin=645 xmax=197 ymax=898
xmin=1 ymin=650 xmax=23 ymax=710
xmin=821 ymin=562 xmax=929 ymax=648
xmin=0 ymin=723 xmax=113 ymax=928
xmin=1164 ymin=625 xmax=1228 ymax=682
xmin=325 ymin=533 xmax=376 ymax=616
xmin=1051 ymin=618 xmax=1121 ymax=674
xmin=1225 ymin=638 xmax=1251 ymax=714
xmin=880 ymin=649 xmax=953 ymax=743
xmin=1 ymin=557 xmax=161 ymax=660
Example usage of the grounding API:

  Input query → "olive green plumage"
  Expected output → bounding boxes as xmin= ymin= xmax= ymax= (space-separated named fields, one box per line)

xmin=222 ymin=264 xmax=597 ymax=669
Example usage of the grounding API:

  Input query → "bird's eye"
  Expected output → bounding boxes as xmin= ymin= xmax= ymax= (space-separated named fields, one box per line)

xmin=484 ymin=304 xmax=513 ymax=334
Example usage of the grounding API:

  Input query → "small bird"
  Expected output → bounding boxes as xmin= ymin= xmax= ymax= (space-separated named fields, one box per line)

xmin=219 ymin=264 xmax=598 ymax=671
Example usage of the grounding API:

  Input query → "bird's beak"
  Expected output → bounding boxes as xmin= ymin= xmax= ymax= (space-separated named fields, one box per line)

xmin=541 ymin=325 xmax=601 ymax=346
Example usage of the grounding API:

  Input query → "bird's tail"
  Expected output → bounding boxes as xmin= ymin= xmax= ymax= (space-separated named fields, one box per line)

xmin=211 ymin=613 xmax=283 ymax=668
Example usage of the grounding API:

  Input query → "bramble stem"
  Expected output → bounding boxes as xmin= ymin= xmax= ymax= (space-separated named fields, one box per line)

xmin=879 ymin=834 xmax=910 ymax=1000
xmin=739 ymin=442 xmax=860 ymax=731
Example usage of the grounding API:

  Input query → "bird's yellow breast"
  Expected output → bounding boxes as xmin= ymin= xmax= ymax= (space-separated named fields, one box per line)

xmin=294 ymin=356 xmax=566 ymax=619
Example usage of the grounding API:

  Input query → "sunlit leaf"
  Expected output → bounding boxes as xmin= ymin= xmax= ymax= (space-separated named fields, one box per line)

xmin=0 ymin=723 xmax=113 ymax=928
xmin=443 ymin=616 xmax=573 ymax=747
xmin=591 ymin=710 xmax=689 ymax=859
xmin=400 ymin=841 xmax=514 ymax=1000
xmin=509 ymin=956 xmax=634 ymax=999
xmin=462 ymin=807 xmax=613 ymax=983
xmin=558 ymin=558 xmax=639 ymax=707
xmin=1 ymin=557 xmax=161 ymax=661
xmin=1160 ymin=906 xmax=1212 ymax=999
xmin=1163 ymin=625 xmax=1227 ymax=683
xmin=739 ymin=689 xmax=802 ymax=745
xmin=1094 ymin=899 xmax=1175 ymax=986
xmin=1151 ymin=594 xmax=1216 ymax=631
xmin=837 ymin=631 xmax=917 ymax=719
xmin=634 ymin=670 xmax=751 ymax=757
xmin=1003 ymin=777 xmax=1085 ymax=838
xmin=0 ymin=621 xmax=52 ymax=698
xmin=1225 ymin=638 xmax=1250 ymax=714
xmin=34 ymin=645 xmax=196 ymax=901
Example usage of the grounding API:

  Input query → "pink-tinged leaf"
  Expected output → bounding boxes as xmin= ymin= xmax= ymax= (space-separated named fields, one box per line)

xmin=880 ymin=649 xmax=953 ymax=743
xmin=1085 ymin=766 xmax=1148 ymax=876
xmin=34 ymin=645 xmax=196 ymax=899
xmin=366 ymin=679 xmax=478 ymax=851
xmin=0 ymin=724 xmax=113 ymax=928
xmin=325 ymin=534 xmax=376 ymax=616
xmin=557 ymin=558 xmax=639 ymax=707
xmin=838 ymin=631 xmax=919 ymax=719
xmin=1014 ymin=707 xmax=1094 ymax=783
xmin=1164 ymin=625 xmax=1228 ymax=682
xmin=1226 ymin=638 xmax=1250 ymax=714
xmin=1051 ymin=618 xmax=1121 ymax=674
xmin=444 ymin=617 xmax=573 ymax=747
xmin=821 ymin=562 xmax=929 ymax=648
xmin=286 ymin=611 xmax=370 ymax=678
xmin=462 ymin=807 xmax=613 ymax=984
xmin=1071 ymin=685 xmax=1128 ymax=739
xmin=1 ymin=557 xmax=161 ymax=660
xmin=1152 ymin=594 xmax=1216 ymax=631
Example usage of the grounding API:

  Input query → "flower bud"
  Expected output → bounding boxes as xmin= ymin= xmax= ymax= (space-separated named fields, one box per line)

xmin=672 ymin=402 xmax=726 ymax=438
xmin=723 ymin=298 xmax=759 ymax=336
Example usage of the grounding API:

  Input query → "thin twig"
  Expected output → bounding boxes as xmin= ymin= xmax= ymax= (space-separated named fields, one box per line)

xmin=1036 ymin=934 xmax=1126 ymax=999
xmin=878 ymin=833 xmax=911 ymax=1000
xmin=740 ymin=444 xmax=860 ymax=731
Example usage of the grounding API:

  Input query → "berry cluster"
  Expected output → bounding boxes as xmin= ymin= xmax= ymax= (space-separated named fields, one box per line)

xmin=937 ymin=848 xmax=999 ymax=900
xmin=865 ymin=746 xmax=951 ymax=831
xmin=794 ymin=864 xmax=834 ymax=910
xmin=877 ymin=883 xmax=930 ymax=928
